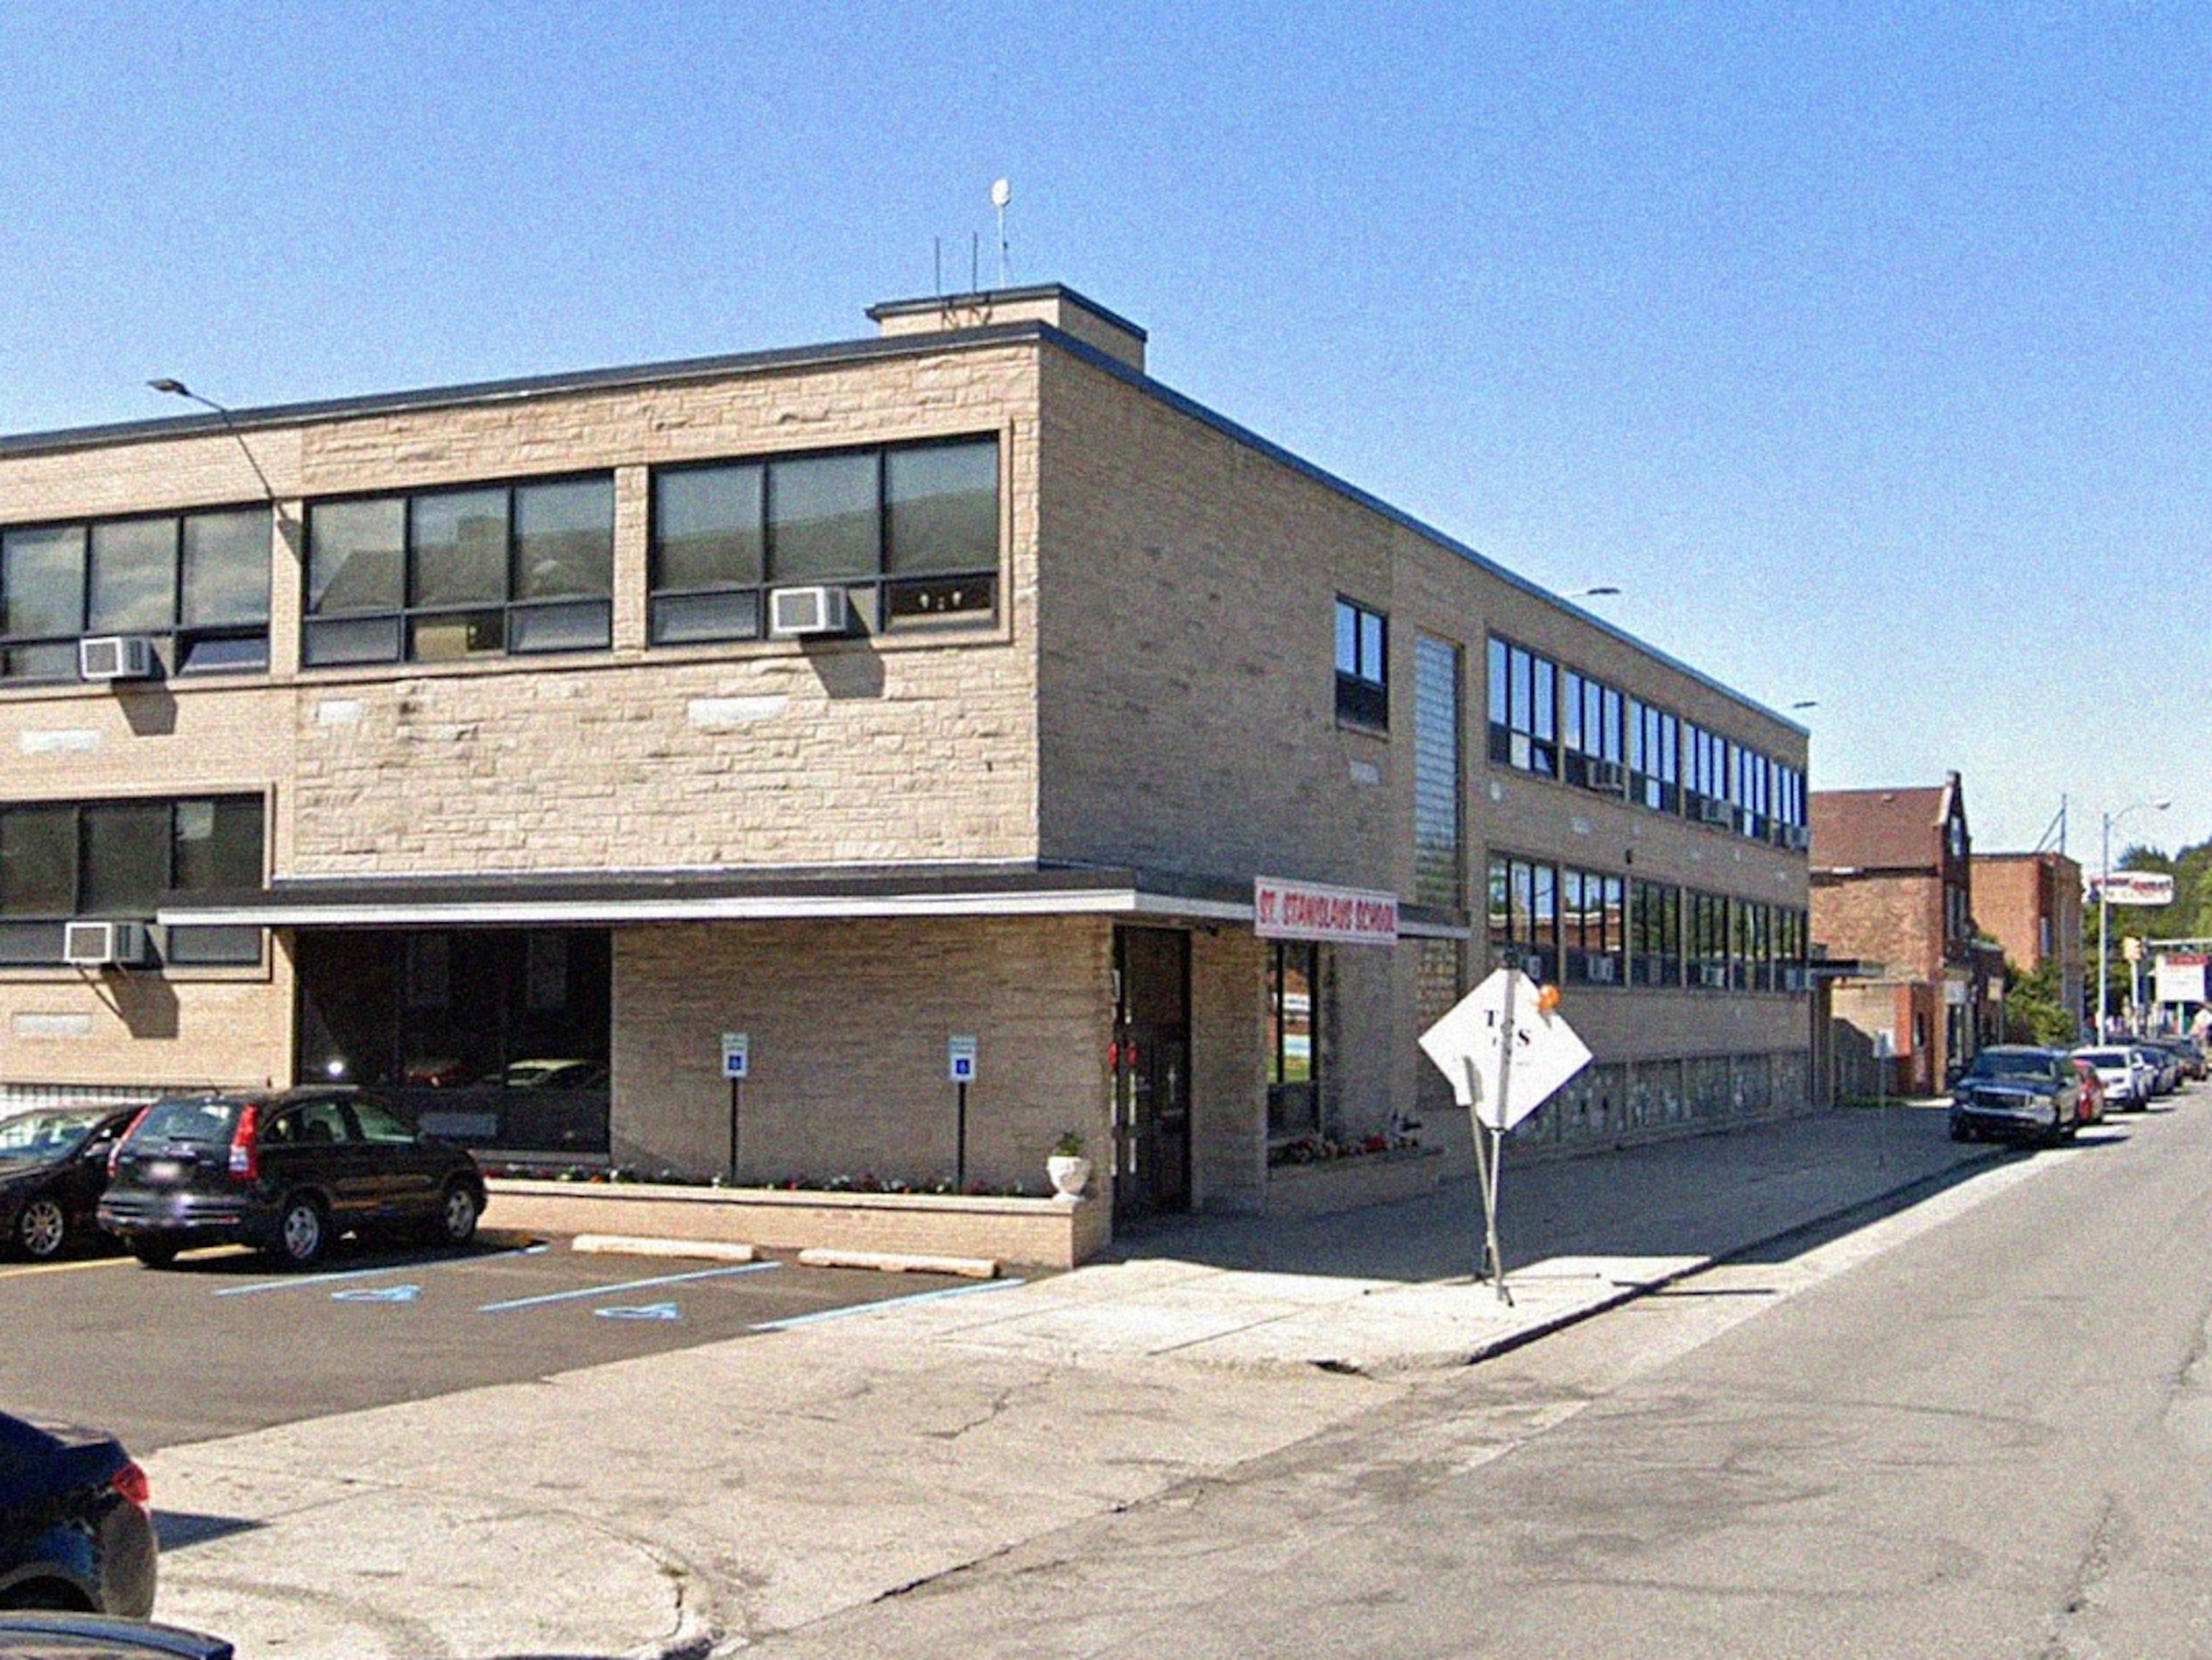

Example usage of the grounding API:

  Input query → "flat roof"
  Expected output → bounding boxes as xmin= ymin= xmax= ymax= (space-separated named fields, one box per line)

xmin=0 ymin=300 xmax=1804 ymax=739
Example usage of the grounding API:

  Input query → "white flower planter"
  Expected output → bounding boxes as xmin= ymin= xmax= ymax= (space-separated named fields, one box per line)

xmin=1046 ymin=1154 xmax=1092 ymax=1199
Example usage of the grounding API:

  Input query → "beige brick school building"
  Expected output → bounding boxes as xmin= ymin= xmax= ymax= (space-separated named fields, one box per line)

xmin=0 ymin=284 xmax=1812 ymax=1228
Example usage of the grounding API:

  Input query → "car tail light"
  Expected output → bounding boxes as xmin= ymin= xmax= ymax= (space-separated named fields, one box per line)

xmin=228 ymin=1104 xmax=260 ymax=1180
xmin=109 ymin=1105 xmax=153 ymax=1180
xmin=112 ymin=1461 xmax=150 ymax=1509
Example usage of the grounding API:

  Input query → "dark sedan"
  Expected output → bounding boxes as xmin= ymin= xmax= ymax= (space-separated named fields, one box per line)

xmin=0 ymin=1614 xmax=231 ymax=1658
xmin=0 ymin=1413 xmax=155 ymax=1618
xmin=0 ymin=1107 xmax=139 ymax=1261
xmin=1950 ymin=1046 xmax=2084 ymax=1146
xmin=99 ymin=1088 xmax=486 ymax=1269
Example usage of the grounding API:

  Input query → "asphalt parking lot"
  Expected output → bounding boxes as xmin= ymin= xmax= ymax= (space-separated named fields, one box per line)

xmin=0 ymin=1231 xmax=1020 ymax=1452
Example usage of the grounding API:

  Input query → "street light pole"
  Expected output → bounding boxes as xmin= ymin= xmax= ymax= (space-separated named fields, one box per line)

xmin=2098 ymin=798 xmax=2172 ymax=1039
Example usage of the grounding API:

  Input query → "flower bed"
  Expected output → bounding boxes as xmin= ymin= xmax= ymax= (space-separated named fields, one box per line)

xmin=1266 ymin=1131 xmax=1421 ymax=1168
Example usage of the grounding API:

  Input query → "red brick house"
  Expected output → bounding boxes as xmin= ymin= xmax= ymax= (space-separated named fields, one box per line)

xmin=1972 ymin=851 xmax=2085 ymax=1042
xmin=1810 ymin=773 xmax=1992 ymax=1095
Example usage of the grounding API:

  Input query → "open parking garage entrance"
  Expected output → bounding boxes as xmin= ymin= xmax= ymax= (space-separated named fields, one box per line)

xmin=294 ymin=928 xmax=611 ymax=1160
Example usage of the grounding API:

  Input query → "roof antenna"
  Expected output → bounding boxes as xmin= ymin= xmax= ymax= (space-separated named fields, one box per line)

xmin=992 ymin=178 xmax=1012 ymax=287
xmin=934 ymin=235 xmax=943 ymax=297
xmin=970 ymin=232 xmax=980 ymax=294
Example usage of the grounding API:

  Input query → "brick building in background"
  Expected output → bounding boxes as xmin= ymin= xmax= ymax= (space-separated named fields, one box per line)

xmin=1810 ymin=773 xmax=1997 ymax=1095
xmin=1971 ymin=851 xmax=2085 ymax=1041
xmin=0 ymin=283 xmax=1812 ymax=1247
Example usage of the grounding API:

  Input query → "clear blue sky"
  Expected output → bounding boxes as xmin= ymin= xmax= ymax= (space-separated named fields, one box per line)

xmin=3 ymin=2 xmax=2205 ymax=858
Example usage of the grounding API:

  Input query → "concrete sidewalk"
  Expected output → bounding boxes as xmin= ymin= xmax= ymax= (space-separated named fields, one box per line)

xmin=145 ymin=1103 xmax=2019 ymax=1659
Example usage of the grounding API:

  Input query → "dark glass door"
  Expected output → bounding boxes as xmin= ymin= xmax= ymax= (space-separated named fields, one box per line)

xmin=1112 ymin=926 xmax=1190 ymax=1220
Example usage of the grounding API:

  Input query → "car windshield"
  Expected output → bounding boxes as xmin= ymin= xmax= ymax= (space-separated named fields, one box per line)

xmin=0 ymin=1110 xmax=105 ymax=1159
xmin=132 ymin=1098 xmax=243 ymax=1146
xmin=1970 ymin=1052 xmax=2054 ymax=1080
xmin=2079 ymin=1050 xmax=2128 ymax=1067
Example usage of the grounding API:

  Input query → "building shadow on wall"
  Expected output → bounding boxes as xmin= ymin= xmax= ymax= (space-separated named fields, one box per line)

xmin=103 ymin=971 xmax=181 ymax=1040
xmin=802 ymin=641 xmax=885 ymax=700
xmin=116 ymin=684 xmax=179 ymax=737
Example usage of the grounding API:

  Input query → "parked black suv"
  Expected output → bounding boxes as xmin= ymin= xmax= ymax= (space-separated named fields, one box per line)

xmin=97 ymin=1089 xmax=486 ymax=1268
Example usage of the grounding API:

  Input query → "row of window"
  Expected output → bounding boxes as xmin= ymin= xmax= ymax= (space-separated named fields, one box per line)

xmin=1487 ymin=853 xmax=1809 ymax=993
xmin=0 ymin=436 xmax=1002 ymax=682
xmin=1487 ymin=636 xmax=1807 ymax=845
xmin=0 ymin=795 xmax=264 ymax=966
xmin=0 ymin=508 xmax=272 ymax=681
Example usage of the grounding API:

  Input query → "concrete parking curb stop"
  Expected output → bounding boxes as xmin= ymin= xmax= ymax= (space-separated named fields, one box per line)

xmin=575 ymin=1234 xmax=760 ymax=1263
xmin=796 ymin=1246 xmax=999 ymax=1278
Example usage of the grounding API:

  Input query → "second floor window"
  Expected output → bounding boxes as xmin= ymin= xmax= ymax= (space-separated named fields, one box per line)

xmin=1334 ymin=598 xmax=1388 ymax=729
xmin=1 ymin=508 xmax=271 ymax=681
xmin=1486 ymin=637 xmax=1557 ymax=776
xmin=650 ymin=436 xmax=1000 ymax=645
xmin=305 ymin=476 xmax=614 ymax=667
xmin=1563 ymin=670 xmax=1624 ymax=791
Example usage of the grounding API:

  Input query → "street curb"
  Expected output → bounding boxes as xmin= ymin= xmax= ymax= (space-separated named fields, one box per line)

xmin=1353 ymin=1145 xmax=2017 ymax=1377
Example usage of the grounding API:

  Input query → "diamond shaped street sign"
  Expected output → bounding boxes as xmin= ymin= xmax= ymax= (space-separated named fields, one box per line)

xmin=1419 ymin=968 xmax=1593 ymax=1131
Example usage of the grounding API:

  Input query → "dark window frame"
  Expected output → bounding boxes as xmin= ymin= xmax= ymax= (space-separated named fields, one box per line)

xmin=1560 ymin=866 xmax=1626 ymax=986
xmin=1487 ymin=852 xmax=1559 ymax=984
xmin=1266 ymin=939 xmax=1323 ymax=1137
xmin=0 ymin=504 xmax=274 ymax=683
xmin=1334 ymin=596 xmax=1389 ymax=730
xmin=1561 ymin=670 xmax=1625 ymax=793
xmin=0 ymin=793 xmax=266 ymax=968
xmin=303 ymin=472 xmax=616 ymax=668
xmin=1630 ymin=878 xmax=1682 ymax=987
xmin=1485 ymin=636 xmax=1558 ymax=777
xmin=647 ymin=434 xmax=1003 ymax=649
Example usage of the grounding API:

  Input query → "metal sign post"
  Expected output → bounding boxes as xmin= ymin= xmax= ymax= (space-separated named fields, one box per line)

xmin=1419 ymin=958 xmax=1591 ymax=1308
xmin=721 ymin=1033 xmax=750 ymax=1186
xmin=948 ymin=1037 xmax=978 ymax=1190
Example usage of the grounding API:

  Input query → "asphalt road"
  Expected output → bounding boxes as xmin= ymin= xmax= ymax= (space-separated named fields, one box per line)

xmin=0 ymin=1230 xmax=989 ymax=1452
xmin=755 ymin=1089 xmax=2212 ymax=1659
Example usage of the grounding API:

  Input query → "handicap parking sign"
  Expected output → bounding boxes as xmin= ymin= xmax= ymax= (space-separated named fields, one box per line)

xmin=948 ymin=1036 xmax=977 ymax=1083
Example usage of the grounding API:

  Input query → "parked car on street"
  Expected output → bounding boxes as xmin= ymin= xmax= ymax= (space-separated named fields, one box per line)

xmin=2071 ymin=1059 xmax=2106 ymax=1126
xmin=1951 ymin=1046 xmax=2085 ymax=1145
xmin=2133 ymin=1044 xmax=2180 ymax=1098
xmin=0 ymin=1614 xmax=231 ymax=1659
xmin=0 ymin=1106 xmax=139 ymax=1261
xmin=97 ymin=1089 xmax=486 ymax=1269
xmin=0 ymin=1412 xmax=155 ymax=1617
xmin=2075 ymin=1047 xmax=2147 ymax=1112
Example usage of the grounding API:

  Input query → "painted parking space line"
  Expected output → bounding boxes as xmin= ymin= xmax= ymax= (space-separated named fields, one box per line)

xmin=749 ymin=1276 xmax=1026 ymax=1332
xmin=477 ymin=1260 xmax=779 ymax=1313
xmin=0 ymin=1254 xmax=139 ymax=1281
xmin=332 ymin=1284 xmax=421 ymax=1304
xmin=216 ymin=1242 xmax=550 ymax=1298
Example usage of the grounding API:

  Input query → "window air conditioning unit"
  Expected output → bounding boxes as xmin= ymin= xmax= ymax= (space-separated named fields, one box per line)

xmin=1586 ymin=956 xmax=1619 ymax=984
xmin=1586 ymin=758 xmax=1627 ymax=793
xmin=1699 ymin=799 xmax=1735 ymax=827
xmin=63 ymin=920 xmax=150 ymax=968
xmin=79 ymin=635 xmax=157 ymax=682
xmin=768 ymin=586 xmax=850 ymax=638
xmin=1782 ymin=824 xmax=1812 ymax=853
xmin=1698 ymin=964 xmax=1730 ymax=990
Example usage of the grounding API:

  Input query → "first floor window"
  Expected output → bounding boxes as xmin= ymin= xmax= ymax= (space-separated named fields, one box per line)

xmin=1267 ymin=941 xmax=1323 ymax=1136
xmin=0 ymin=794 xmax=264 ymax=968
xmin=1488 ymin=853 xmax=1558 ymax=983
xmin=1631 ymin=879 xmax=1682 ymax=987
xmin=1562 ymin=869 xmax=1625 ymax=985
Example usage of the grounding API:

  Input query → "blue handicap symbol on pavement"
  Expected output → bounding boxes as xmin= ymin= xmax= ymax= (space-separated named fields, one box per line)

xmin=332 ymin=1284 xmax=421 ymax=1304
xmin=595 ymin=1301 xmax=682 ymax=1322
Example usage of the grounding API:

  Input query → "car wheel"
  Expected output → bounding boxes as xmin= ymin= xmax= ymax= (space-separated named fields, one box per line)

xmin=274 ymin=1195 xmax=328 ymax=1268
xmin=129 ymin=1237 xmax=178 ymax=1269
xmin=15 ymin=1197 xmax=67 ymax=1260
xmin=437 ymin=1182 xmax=480 ymax=1247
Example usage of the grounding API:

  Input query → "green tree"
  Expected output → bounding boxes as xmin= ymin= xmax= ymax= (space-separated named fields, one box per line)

xmin=2002 ymin=956 xmax=2075 ymax=1047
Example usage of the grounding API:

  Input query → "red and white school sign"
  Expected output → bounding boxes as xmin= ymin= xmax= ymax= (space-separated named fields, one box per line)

xmin=1254 ymin=876 xmax=1400 ymax=946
